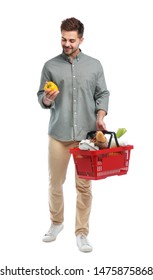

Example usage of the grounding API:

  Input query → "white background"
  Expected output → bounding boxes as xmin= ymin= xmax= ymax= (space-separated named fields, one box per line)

xmin=0 ymin=0 xmax=153 ymax=279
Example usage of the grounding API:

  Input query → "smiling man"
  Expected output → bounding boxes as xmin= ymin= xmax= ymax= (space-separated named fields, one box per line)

xmin=37 ymin=17 xmax=110 ymax=253
xmin=61 ymin=31 xmax=83 ymax=58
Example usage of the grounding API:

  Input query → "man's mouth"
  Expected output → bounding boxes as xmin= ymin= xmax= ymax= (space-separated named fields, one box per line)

xmin=64 ymin=47 xmax=71 ymax=51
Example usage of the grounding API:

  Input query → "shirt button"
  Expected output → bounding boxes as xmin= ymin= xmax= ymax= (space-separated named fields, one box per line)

xmin=74 ymin=88 xmax=76 ymax=90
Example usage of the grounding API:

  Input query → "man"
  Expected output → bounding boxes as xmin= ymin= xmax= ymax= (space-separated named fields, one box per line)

xmin=37 ymin=17 xmax=110 ymax=253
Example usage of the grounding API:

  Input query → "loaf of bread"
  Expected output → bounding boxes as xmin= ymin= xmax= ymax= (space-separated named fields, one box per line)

xmin=95 ymin=131 xmax=108 ymax=149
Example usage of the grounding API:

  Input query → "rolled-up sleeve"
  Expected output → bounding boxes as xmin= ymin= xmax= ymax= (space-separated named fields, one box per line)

xmin=37 ymin=64 xmax=52 ymax=109
xmin=95 ymin=63 xmax=110 ymax=114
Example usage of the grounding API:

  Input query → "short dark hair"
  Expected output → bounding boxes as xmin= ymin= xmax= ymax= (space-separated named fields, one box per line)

xmin=60 ymin=17 xmax=84 ymax=38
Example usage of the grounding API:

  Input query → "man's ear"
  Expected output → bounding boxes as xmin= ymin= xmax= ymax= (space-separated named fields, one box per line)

xmin=80 ymin=37 xmax=84 ymax=44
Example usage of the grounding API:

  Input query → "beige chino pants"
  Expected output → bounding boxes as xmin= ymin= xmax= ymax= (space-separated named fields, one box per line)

xmin=48 ymin=136 xmax=92 ymax=235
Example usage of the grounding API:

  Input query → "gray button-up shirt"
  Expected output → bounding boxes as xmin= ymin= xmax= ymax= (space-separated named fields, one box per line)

xmin=37 ymin=51 xmax=110 ymax=141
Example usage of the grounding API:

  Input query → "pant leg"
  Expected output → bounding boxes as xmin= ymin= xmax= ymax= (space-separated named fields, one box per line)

xmin=75 ymin=172 xmax=92 ymax=236
xmin=48 ymin=136 xmax=72 ymax=224
xmin=48 ymin=136 xmax=92 ymax=234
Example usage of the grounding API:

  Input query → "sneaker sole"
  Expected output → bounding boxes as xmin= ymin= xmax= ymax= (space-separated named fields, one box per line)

xmin=77 ymin=244 xmax=93 ymax=253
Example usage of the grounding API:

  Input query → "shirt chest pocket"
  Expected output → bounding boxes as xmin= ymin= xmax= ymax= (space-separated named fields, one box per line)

xmin=77 ymin=72 xmax=96 ymax=93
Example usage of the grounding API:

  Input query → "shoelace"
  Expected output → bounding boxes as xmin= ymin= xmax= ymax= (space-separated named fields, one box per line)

xmin=46 ymin=224 xmax=63 ymax=236
xmin=45 ymin=224 xmax=56 ymax=236
xmin=80 ymin=234 xmax=90 ymax=246
xmin=48 ymin=224 xmax=55 ymax=233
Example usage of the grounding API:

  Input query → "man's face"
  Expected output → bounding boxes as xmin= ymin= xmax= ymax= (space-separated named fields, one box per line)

xmin=61 ymin=30 xmax=83 ymax=58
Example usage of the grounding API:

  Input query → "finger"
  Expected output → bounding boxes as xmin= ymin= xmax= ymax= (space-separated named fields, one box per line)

xmin=49 ymin=91 xmax=59 ymax=98
xmin=46 ymin=90 xmax=58 ymax=96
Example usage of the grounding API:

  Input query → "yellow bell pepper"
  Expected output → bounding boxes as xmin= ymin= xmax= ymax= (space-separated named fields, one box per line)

xmin=44 ymin=81 xmax=58 ymax=91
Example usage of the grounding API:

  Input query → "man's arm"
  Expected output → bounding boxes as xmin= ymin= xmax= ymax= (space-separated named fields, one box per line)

xmin=96 ymin=109 xmax=107 ymax=130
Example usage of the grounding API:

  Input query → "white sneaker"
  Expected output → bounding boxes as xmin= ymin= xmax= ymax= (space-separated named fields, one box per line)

xmin=76 ymin=234 xmax=93 ymax=252
xmin=42 ymin=224 xmax=64 ymax=242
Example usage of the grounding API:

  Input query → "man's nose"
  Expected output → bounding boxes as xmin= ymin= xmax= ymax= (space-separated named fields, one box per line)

xmin=64 ymin=41 xmax=70 ymax=47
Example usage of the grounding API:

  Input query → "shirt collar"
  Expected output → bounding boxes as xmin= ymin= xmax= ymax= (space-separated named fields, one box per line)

xmin=61 ymin=49 xmax=83 ymax=62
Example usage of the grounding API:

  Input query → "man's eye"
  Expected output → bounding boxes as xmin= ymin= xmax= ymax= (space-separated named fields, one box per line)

xmin=70 ymin=40 xmax=75 ymax=43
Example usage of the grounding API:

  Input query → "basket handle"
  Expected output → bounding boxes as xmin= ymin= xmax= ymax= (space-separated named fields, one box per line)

xmin=86 ymin=130 xmax=120 ymax=148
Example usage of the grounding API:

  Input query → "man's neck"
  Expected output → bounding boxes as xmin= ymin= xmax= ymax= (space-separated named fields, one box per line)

xmin=69 ymin=49 xmax=80 ymax=60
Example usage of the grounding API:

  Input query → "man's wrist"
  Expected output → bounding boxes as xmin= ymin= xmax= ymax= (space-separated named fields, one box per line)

xmin=42 ymin=95 xmax=52 ymax=106
xmin=97 ymin=110 xmax=106 ymax=120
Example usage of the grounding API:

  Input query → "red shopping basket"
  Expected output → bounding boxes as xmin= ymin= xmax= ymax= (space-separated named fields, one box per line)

xmin=70 ymin=130 xmax=134 ymax=180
